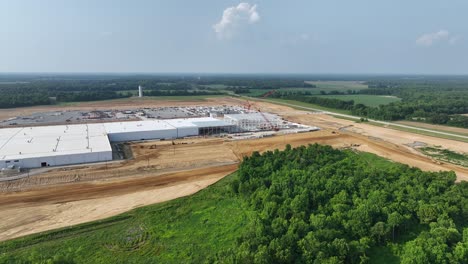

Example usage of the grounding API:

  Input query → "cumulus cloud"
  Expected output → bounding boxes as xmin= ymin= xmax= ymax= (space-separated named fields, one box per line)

xmin=416 ymin=30 xmax=460 ymax=46
xmin=213 ymin=3 xmax=260 ymax=39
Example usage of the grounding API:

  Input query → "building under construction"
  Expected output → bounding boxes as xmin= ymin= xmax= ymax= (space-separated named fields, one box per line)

xmin=224 ymin=113 xmax=287 ymax=132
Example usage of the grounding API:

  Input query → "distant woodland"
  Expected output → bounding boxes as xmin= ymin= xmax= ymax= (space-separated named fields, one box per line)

xmin=1 ymin=74 xmax=468 ymax=128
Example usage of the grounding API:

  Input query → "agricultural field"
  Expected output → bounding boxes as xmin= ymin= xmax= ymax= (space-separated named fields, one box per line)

xmin=246 ymin=82 xmax=369 ymax=97
xmin=306 ymin=80 xmax=369 ymax=91
xmin=245 ymin=87 xmax=343 ymax=97
xmin=316 ymin=94 xmax=401 ymax=107
xmin=202 ymin=84 xmax=230 ymax=89
xmin=264 ymin=98 xmax=353 ymax=114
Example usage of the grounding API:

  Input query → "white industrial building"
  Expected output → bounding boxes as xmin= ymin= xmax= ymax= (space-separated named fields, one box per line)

xmin=0 ymin=117 xmax=234 ymax=169
xmin=224 ymin=113 xmax=287 ymax=131
xmin=0 ymin=124 xmax=112 ymax=169
xmin=104 ymin=120 xmax=176 ymax=142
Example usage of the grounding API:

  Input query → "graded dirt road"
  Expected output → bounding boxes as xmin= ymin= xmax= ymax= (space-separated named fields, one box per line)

xmin=1 ymin=97 xmax=468 ymax=241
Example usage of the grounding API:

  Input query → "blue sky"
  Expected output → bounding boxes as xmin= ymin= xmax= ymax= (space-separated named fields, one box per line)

xmin=1 ymin=0 xmax=467 ymax=74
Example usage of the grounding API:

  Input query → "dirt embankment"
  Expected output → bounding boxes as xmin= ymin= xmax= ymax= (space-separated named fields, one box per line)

xmin=0 ymin=164 xmax=237 ymax=241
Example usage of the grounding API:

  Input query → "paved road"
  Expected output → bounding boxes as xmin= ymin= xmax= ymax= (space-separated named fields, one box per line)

xmin=248 ymin=97 xmax=468 ymax=141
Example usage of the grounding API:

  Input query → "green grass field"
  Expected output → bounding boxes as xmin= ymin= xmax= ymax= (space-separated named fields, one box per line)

xmin=306 ymin=81 xmax=369 ymax=91
xmin=316 ymin=94 xmax=401 ymax=107
xmin=202 ymin=84 xmax=230 ymax=89
xmin=262 ymin=98 xmax=352 ymax=114
xmin=0 ymin=173 xmax=252 ymax=263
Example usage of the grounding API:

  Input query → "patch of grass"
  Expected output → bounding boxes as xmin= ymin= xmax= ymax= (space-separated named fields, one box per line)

xmin=262 ymin=98 xmax=352 ymax=115
xmin=317 ymin=94 xmax=401 ymax=107
xmin=202 ymin=84 xmax=230 ymax=89
xmin=357 ymin=152 xmax=399 ymax=170
xmin=306 ymin=81 xmax=369 ymax=91
xmin=0 ymin=173 xmax=252 ymax=263
xmin=420 ymin=146 xmax=468 ymax=167
xmin=245 ymin=88 xmax=321 ymax=97
xmin=244 ymin=89 xmax=270 ymax=97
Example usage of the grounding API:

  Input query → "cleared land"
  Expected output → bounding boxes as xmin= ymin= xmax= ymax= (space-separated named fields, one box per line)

xmin=0 ymin=96 xmax=224 ymax=121
xmin=1 ymin=96 xmax=468 ymax=242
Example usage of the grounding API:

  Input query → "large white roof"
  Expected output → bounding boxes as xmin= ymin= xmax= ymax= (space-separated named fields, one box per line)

xmin=103 ymin=120 xmax=175 ymax=134
xmin=0 ymin=124 xmax=111 ymax=161
xmin=0 ymin=117 xmax=233 ymax=162
xmin=165 ymin=117 xmax=231 ymax=128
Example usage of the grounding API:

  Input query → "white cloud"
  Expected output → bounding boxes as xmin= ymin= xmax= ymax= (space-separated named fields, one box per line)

xmin=213 ymin=3 xmax=260 ymax=39
xmin=416 ymin=30 xmax=455 ymax=46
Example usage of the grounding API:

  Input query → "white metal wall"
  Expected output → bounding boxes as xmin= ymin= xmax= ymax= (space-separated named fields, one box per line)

xmin=107 ymin=129 xmax=177 ymax=142
xmin=0 ymin=150 xmax=112 ymax=169
xmin=175 ymin=127 xmax=199 ymax=138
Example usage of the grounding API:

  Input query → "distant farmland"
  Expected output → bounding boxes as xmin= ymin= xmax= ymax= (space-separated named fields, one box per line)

xmin=306 ymin=80 xmax=369 ymax=91
xmin=316 ymin=94 xmax=401 ymax=107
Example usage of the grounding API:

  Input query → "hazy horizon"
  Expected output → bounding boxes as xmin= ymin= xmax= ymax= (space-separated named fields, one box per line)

xmin=2 ymin=0 xmax=467 ymax=74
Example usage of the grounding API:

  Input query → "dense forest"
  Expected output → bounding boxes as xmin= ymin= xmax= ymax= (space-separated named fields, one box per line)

xmin=213 ymin=144 xmax=468 ymax=263
xmin=1 ymin=75 xmax=468 ymax=129
xmin=1 ymin=144 xmax=467 ymax=263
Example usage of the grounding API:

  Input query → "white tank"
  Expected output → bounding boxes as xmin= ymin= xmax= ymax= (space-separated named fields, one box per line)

xmin=138 ymin=85 xmax=143 ymax=97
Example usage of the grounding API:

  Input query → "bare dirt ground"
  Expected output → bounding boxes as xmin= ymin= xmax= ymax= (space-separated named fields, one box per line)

xmin=1 ymin=97 xmax=468 ymax=241
xmin=247 ymin=99 xmax=468 ymax=154
xmin=0 ymin=97 xmax=228 ymax=121
xmin=395 ymin=120 xmax=468 ymax=136
xmin=0 ymin=164 xmax=237 ymax=241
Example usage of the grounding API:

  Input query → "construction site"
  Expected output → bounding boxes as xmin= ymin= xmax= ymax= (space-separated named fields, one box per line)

xmin=0 ymin=104 xmax=317 ymax=174
xmin=0 ymin=97 xmax=467 ymax=241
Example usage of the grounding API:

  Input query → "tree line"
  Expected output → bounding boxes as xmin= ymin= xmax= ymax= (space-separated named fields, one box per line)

xmin=271 ymin=85 xmax=468 ymax=128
